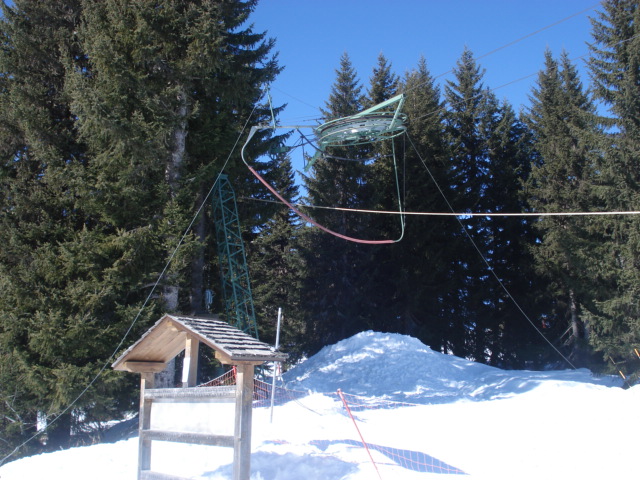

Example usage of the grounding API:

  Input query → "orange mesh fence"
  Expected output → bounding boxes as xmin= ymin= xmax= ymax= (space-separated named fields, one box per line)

xmin=199 ymin=369 xmax=467 ymax=476
xmin=337 ymin=390 xmax=467 ymax=476
xmin=198 ymin=368 xmax=307 ymax=406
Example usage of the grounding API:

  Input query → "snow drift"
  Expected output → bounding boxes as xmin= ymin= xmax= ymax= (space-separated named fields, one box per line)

xmin=1 ymin=331 xmax=637 ymax=480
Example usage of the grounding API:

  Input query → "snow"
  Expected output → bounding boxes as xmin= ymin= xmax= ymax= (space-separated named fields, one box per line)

xmin=1 ymin=330 xmax=637 ymax=480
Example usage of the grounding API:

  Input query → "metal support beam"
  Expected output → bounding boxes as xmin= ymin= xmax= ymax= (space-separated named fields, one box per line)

xmin=211 ymin=174 xmax=259 ymax=339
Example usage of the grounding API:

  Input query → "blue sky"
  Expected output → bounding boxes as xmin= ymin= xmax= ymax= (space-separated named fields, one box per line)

xmin=251 ymin=0 xmax=601 ymax=127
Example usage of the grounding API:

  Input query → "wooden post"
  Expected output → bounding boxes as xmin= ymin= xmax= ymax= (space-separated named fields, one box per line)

xmin=138 ymin=372 xmax=154 ymax=480
xmin=181 ymin=335 xmax=199 ymax=387
xmin=233 ymin=363 xmax=255 ymax=480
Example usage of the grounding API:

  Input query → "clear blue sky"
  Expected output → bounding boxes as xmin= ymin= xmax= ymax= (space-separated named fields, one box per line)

xmin=251 ymin=0 xmax=601 ymax=127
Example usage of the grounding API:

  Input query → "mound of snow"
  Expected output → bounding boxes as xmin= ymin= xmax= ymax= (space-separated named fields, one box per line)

xmin=1 ymin=330 xmax=633 ymax=480
xmin=283 ymin=331 xmax=621 ymax=402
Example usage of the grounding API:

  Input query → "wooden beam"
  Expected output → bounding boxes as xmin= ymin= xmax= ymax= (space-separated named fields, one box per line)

xmin=144 ymin=386 xmax=236 ymax=402
xmin=214 ymin=350 xmax=265 ymax=366
xmin=141 ymin=429 xmax=234 ymax=447
xmin=139 ymin=471 xmax=192 ymax=480
xmin=233 ymin=364 xmax=254 ymax=480
xmin=124 ymin=361 xmax=167 ymax=373
xmin=138 ymin=373 xmax=154 ymax=480
xmin=181 ymin=335 xmax=199 ymax=387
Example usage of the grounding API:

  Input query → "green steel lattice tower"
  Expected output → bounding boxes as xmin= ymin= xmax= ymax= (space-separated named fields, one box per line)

xmin=211 ymin=174 xmax=259 ymax=339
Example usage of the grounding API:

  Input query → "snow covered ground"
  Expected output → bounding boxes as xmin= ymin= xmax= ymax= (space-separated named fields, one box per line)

xmin=1 ymin=330 xmax=637 ymax=480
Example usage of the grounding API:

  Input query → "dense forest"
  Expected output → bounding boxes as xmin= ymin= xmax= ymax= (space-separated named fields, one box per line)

xmin=1 ymin=0 xmax=639 ymax=460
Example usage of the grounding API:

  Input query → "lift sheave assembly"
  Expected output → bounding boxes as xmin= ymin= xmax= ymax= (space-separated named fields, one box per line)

xmin=241 ymin=94 xmax=407 ymax=245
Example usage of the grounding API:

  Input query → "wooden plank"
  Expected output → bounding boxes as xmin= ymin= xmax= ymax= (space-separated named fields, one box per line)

xmin=215 ymin=350 xmax=266 ymax=366
xmin=144 ymin=386 xmax=236 ymax=402
xmin=123 ymin=361 xmax=167 ymax=373
xmin=141 ymin=429 xmax=234 ymax=447
xmin=181 ymin=335 xmax=199 ymax=387
xmin=139 ymin=471 xmax=192 ymax=480
xmin=138 ymin=373 xmax=154 ymax=480
xmin=122 ymin=318 xmax=186 ymax=363
xmin=234 ymin=364 xmax=254 ymax=480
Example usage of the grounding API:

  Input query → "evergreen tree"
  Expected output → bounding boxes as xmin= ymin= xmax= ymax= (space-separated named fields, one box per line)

xmin=586 ymin=0 xmax=640 ymax=372
xmin=0 ymin=0 xmax=280 ymax=457
xmin=391 ymin=57 xmax=456 ymax=350
xmin=70 ymin=0 xmax=280 ymax=314
xmin=364 ymin=53 xmax=403 ymax=332
xmin=481 ymin=98 xmax=540 ymax=367
xmin=301 ymin=53 xmax=376 ymax=353
xmin=442 ymin=48 xmax=496 ymax=359
xmin=525 ymin=50 xmax=602 ymax=366
xmin=0 ymin=0 xmax=150 ymax=455
xmin=443 ymin=48 xmax=537 ymax=365
xmin=246 ymin=155 xmax=305 ymax=362
xmin=367 ymin=53 xmax=399 ymax=107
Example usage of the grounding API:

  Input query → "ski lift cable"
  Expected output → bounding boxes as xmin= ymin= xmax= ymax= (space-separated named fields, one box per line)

xmin=267 ymin=3 xmax=601 ymax=123
xmin=239 ymin=196 xmax=640 ymax=218
xmin=409 ymin=30 xmax=640 ymax=127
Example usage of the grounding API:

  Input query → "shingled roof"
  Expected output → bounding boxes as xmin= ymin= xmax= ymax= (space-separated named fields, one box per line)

xmin=112 ymin=314 xmax=287 ymax=372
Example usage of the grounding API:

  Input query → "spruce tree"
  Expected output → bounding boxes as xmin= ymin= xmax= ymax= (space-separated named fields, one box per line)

xmin=443 ymin=48 xmax=537 ymax=365
xmin=525 ymin=50 xmax=602 ymax=366
xmin=364 ymin=53 xmax=403 ymax=332
xmin=586 ymin=0 xmax=640 ymax=372
xmin=0 ymin=0 xmax=149 ymax=455
xmin=392 ymin=57 xmax=456 ymax=350
xmin=482 ymin=98 xmax=540 ymax=367
xmin=246 ymin=155 xmax=305 ymax=361
xmin=301 ymin=53 xmax=376 ymax=353
xmin=0 ymin=0 xmax=281 ymax=457
xmin=442 ymin=48 xmax=496 ymax=360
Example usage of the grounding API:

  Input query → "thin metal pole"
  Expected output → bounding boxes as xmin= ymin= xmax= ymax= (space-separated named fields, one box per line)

xmin=270 ymin=308 xmax=282 ymax=423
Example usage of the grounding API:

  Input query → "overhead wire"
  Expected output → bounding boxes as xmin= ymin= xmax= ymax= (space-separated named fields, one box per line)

xmin=270 ymin=3 xmax=602 ymax=123
xmin=403 ymin=2 xmax=603 ymax=92
xmin=239 ymin=196 xmax=640 ymax=218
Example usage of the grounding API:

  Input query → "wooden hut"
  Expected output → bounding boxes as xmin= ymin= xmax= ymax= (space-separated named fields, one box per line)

xmin=112 ymin=314 xmax=287 ymax=480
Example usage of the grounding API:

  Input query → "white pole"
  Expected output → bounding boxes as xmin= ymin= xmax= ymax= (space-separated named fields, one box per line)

xmin=270 ymin=308 xmax=282 ymax=423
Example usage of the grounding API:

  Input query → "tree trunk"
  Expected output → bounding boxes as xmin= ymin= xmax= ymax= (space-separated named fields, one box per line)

xmin=46 ymin=411 xmax=71 ymax=451
xmin=570 ymin=289 xmax=580 ymax=342
xmin=190 ymin=188 xmax=206 ymax=315
xmin=156 ymin=88 xmax=189 ymax=387
xmin=155 ymin=285 xmax=178 ymax=388
xmin=568 ymin=288 xmax=587 ymax=364
xmin=165 ymin=88 xmax=188 ymax=193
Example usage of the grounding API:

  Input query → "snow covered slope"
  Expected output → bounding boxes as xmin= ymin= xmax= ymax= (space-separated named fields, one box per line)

xmin=0 ymin=331 xmax=636 ymax=480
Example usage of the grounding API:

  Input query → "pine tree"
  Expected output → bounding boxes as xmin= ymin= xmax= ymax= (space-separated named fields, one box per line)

xmin=301 ymin=53 xmax=376 ymax=353
xmin=0 ymin=0 xmax=281 ymax=457
xmin=586 ymin=0 xmax=640 ymax=372
xmin=391 ymin=57 xmax=456 ymax=350
xmin=443 ymin=48 xmax=537 ymax=364
xmin=246 ymin=155 xmax=305 ymax=362
xmin=525 ymin=50 xmax=602 ymax=367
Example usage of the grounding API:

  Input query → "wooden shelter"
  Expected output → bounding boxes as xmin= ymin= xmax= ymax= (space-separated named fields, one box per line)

xmin=113 ymin=314 xmax=287 ymax=480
